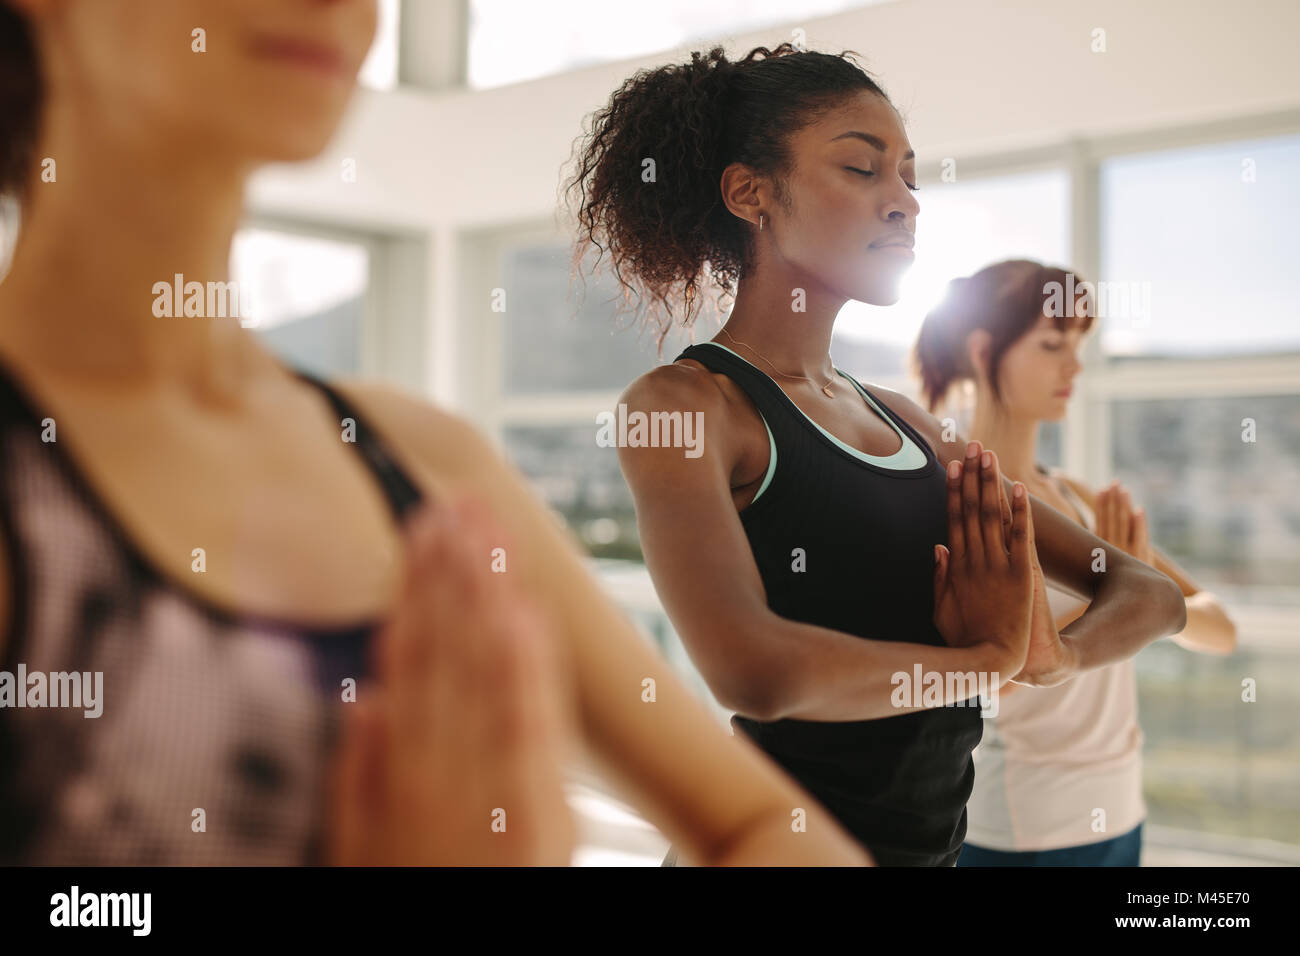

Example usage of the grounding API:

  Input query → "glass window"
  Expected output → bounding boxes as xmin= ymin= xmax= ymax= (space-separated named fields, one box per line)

xmin=467 ymin=0 xmax=880 ymax=89
xmin=1110 ymin=394 xmax=1300 ymax=606
xmin=502 ymin=424 xmax=641 ymax=560
xmin=1100 ymin=133 xmax=1300 ymax=358
xmin=500 ymin=243 xmax=696 ymax=394
xmin=1137 ymin=637 xmax=1300 ymax=851
xmin=232 ymin=228 xmax=371 ymax=378
xmin=358 ymin=0 xmax=401 ymax=90
xmin=832 ymin=168 xmax=1071 ymax=383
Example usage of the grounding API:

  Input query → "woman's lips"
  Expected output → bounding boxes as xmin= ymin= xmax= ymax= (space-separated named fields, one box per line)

xmin=869 ymin=232 xmax=916 ymax=260
xmin=869 ymin=245 xmax=916 ymax=260
xmin=249 ymin=35 xmax=349 ymax=77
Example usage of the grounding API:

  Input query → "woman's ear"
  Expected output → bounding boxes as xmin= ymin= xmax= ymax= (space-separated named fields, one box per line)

xmin=719 ymin=161 xmax=764 ymax=229
xmin=965 ymin=328 xmax=993 ymax=384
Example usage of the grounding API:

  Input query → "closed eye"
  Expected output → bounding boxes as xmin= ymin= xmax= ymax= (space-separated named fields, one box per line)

xmin=846 ymin=167 xmax=920 ymax=191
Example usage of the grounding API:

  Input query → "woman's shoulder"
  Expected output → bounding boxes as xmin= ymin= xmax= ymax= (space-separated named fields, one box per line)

xmin=328 ymin=377 xmax=504 ymax=498
xmin=619 ymin=357 xmax=761 ymax=451
xmin=1044 ymin=467 xmax=1097 ymax=511
xmin=621 ymin=354 xmax=741 ymax=416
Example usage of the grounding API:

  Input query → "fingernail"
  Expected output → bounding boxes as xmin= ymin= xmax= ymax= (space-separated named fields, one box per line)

xmin=948 ymin=460 xmax=961 ymax=479
xmin=1013 ymin=483 xmax=1024 ymax=498
xmin=966 ymin=441 xmax=979 ymax=458
xmin=981 ymin=451 xmax=991 ymax=468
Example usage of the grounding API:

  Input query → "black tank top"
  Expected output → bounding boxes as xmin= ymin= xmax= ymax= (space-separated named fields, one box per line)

xmin=677 ymin=343 xmax=983 ymax=866
xmin=0 ymin=358 xmax=424 ymax=864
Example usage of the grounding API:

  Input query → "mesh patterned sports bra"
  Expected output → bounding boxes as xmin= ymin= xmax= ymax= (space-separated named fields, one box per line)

xmin=0 ymin=357 xmax=424 ymax=864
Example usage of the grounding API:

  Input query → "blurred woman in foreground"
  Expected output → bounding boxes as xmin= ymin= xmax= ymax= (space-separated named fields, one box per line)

xmin=0 ymin=0 xmax=868 ymax=865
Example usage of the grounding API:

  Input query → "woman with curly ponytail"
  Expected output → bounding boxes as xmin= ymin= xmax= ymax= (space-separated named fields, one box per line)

xmin=913 ymin=260 xmax=1236 ymax=866
xmin=570 ymin=44 xmax=1188 ymax=866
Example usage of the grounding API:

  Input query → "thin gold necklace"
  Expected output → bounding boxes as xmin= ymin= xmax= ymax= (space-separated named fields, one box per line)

xmin=718 ymin=327 xmax=837 ymax=397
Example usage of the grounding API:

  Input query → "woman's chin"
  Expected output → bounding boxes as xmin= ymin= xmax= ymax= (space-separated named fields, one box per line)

xmin=855 ymin=281 xmax=906 ymax=308
xmin=226 ymin=101 xmax=354 ymax=165
xmin=253 ymin=126 xmax=346 ymax=165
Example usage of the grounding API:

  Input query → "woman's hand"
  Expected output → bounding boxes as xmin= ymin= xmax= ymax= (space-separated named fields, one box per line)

xmin=932 ymin=441 xmax=1035 ymax=679
xmin=1095 ymin=481 xmax=1155 ymax=566
xmin=1010 ymin=518 xmax=1078 ymax=688
xmin=329 ymin=495 xmax=578 ymax=866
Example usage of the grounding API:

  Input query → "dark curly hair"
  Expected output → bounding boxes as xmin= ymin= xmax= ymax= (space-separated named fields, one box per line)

xmin=564 ymin=43 xmax=890 ymax=348
xmin=0 ymin=4 xmax=41 ymax=197
xmin=911 ymin=259 xmax=1096 ymax=414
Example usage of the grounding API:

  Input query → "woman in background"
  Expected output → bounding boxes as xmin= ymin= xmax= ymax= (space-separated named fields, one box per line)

xmin=913 ymin=259 xmax=1237 ymax=866
xmin=0 ymin=0 xmax=870 ymax=865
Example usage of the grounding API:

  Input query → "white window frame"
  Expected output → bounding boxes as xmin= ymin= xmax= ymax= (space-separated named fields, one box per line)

xmin=244 ymin=214 xmax=433 ymax=389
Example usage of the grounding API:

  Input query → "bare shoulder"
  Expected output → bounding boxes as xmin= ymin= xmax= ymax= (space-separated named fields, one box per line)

xmin=327 ymin=377 xmax=506 ymax=496
xmin=1050 ymin=469 xmax=1098 ymax=510
xmin=620 ymin=358 xmax=733 ymax=417
xmin=617 ymin=359 xmax=756 ymax=482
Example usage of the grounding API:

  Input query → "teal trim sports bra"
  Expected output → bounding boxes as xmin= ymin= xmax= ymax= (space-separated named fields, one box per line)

xmin=696 ymin=342 xmax=928 ymax=504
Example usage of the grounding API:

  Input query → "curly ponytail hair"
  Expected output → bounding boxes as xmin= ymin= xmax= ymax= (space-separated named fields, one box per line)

xmin=564 ymin=43 xmax=889 ymax=347
xmin=911 ymin=259 xmax=1096 ymax=413
xmin=0 ymin=5 xmax=41 ymax=198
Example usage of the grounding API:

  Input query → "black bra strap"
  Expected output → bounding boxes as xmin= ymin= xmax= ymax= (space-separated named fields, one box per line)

xmin=290 ymin=368 xmax=427 ymax=522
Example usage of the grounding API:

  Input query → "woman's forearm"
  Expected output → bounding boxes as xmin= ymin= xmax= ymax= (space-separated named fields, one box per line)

xmin=1170 ymin=591 xmax=1238 ymax=654
xmin=1060 ymin=560 xmax=1186 ymax=673
xmin=757 ymin=621 xmax=1011 ymax=723
xmin=702 ymin=803 xmax=872 ymax=866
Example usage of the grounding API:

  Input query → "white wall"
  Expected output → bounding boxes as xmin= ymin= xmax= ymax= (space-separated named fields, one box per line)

xmin=247 ymin=0 xmax=1300 ymax=402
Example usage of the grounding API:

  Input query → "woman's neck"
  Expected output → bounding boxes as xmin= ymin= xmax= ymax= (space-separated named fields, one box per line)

xmin=0 ymin=97 xmax=266 ymax=395
xmin=716 ymin=258 xmax=846 ymax=383
xmin=967 ymin=387 xmax=1043 ymax=482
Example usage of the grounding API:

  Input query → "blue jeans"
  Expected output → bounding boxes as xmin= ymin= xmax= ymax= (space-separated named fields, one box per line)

xmin=956 ymin=822 xmax=1143 ymax=866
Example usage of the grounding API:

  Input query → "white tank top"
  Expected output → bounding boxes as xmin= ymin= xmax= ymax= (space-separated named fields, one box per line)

xmin=965 ymin=467 xmax=1146 ymax=850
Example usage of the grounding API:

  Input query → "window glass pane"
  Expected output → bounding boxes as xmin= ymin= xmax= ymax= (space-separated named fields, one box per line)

xmin=1110 ymin=394 xmax=1300 ymax=606
xmin=832 ymin=168 xmax=1070 ymax=383
xmin=503 ymin=424 xmax=641 ymax=560
xmin=233 ymin=228 xmax=370 ymax=378
xmin=358 ymin=0 xmax=401 ymax=90
xmin=1100 ymin=133 xmax=1300 ymax=358
xmin=468 ymin=0 xmax=881 ymax=89
xmin=1138 ymin=638 xmax=1300 ymax=851
xmin=500 ymin=242 xmax=695 ymax=394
